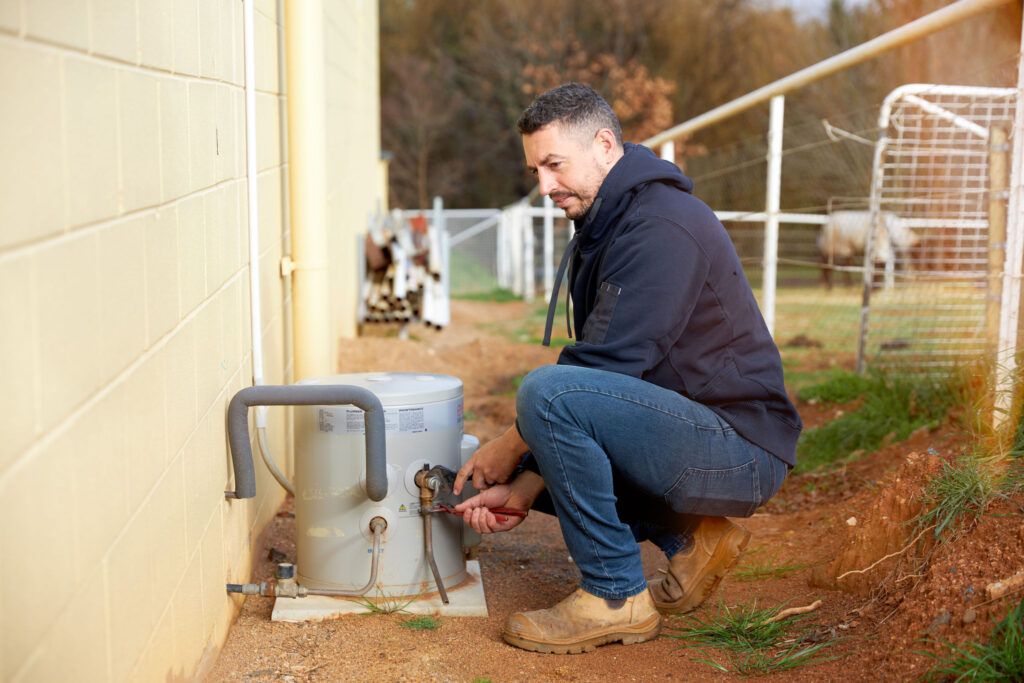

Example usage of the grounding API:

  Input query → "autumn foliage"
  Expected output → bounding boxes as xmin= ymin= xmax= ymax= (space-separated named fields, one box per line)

xmin=380 ymin=0 xmax=1021 ymax=211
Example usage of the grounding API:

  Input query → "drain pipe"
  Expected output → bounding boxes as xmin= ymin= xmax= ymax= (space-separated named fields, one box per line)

xmin=415 ymin=468 xmax=450 ymax=605
xmin=225 ymin=385 xmax=388 ymax=501
xmin=284 ymin=0 xmax=333 ymax=380
xmin=228 ymin=517 xmax=387 ymax=598
xmin=242 ymin=0 xmax=296 ymax=495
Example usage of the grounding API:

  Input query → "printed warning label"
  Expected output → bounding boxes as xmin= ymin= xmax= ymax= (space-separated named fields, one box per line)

xmin=318 ymin=400 xmax=461 ymax=436
xmin=396 ymin=502 xmax=422 ymax=518
xmin=318 ymin=410 xmax=336 ymax=433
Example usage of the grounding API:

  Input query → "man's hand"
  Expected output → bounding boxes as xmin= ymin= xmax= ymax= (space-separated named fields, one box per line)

xmin=454 ymin=424 xmax=529 ymax=494
xmin=454 ymin=471 xmax=545 ymax=534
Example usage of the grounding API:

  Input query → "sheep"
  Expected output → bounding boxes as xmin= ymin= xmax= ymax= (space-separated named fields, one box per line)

xmin=817 ymin=210 xmax=918 ymax=289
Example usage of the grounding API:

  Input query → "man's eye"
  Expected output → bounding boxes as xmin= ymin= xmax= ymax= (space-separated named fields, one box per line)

xmin=549 ymin=162 xmax=560 ymax=169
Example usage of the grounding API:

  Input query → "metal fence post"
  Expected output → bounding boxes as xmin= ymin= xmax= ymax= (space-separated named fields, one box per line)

xmin=660 ymin=141 xmax=675 ymax=164
xmin=523 ymin=201 xmax=535 ymax=302
xmin=510 ymin=204 xmax=523 ymax=296
xmin=433 ymin=196 xmax=451 ymax=327
xmin=497 ymin=207 xmax=509 ymax=289
xmin=543 ymin=196 xmax=554 ymax=300
xmin=762 ymin=95 xmax=784 ymax=337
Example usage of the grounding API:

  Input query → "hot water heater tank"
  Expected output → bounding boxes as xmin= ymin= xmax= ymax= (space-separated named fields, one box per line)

xmin=293 ymin=372 xmax=468 ymax=596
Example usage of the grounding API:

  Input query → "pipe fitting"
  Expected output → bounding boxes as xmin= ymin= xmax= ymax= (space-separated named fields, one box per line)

xmin=226 ymin=515 xmax=388 ymax=600
xmin=414 ymin=470 xmax=449 ymax=605
xmin=225 ymin=384 xmax=388 ymax=501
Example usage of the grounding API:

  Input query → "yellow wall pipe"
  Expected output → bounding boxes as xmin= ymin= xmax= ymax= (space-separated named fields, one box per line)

xmin=284 ymin=0 xmax=332 ymax=380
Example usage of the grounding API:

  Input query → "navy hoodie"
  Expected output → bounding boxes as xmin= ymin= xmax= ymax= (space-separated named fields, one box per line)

xmin=552 ymin=143 xmax=801 ymax=465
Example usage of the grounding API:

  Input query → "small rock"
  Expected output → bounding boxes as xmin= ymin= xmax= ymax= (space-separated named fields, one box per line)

xmin=963 ymin=585 xmax=975 ymax=597
xmin=962 ymin=608 xmax=977 ymax=624
xmin=267 ymin=547 xmax=287 ymax=563
xmin=927 ymin=612 xmax=952 ymax=633
xmin=846 ymin=516 xmax=858 ymax=527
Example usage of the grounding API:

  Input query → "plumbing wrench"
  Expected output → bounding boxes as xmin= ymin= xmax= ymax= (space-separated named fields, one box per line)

xmin=419 ymin=464 xmax=527 ymax=522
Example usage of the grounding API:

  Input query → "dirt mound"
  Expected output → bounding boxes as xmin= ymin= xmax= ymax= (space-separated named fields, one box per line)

xmin=859 ymin=491 xmax=1024 ymax=677
xmin=804 ymin=442 xmax=1024 ymax=677
xmin=810 ymin=450 xmax=942 ymax=596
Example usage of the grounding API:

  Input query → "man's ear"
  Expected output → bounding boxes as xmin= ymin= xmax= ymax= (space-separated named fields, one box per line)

xmin=593 ymin=128 xmax=621 ymax=166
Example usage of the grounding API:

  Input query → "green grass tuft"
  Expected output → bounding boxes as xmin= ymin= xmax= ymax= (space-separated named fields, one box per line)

xmin=349 ymin=587 xmax=419 ymax=615
xmin=914 ymin=457 xmax=997 ymax=541
xmin=798 ymin=371 xmax=875 ymax=404
xmin=664 ymin=600 xmax=843 ymax=675
xmin=795 ymin=370 xmax=957 ymax=473
xmin=921 ymin=596 xmax=1024 ymax=681
xmin=399 ymin=615 xmax=441 ymax=631
xmin=454 ymin=287 xmax=520 ymax=303
xmin=912 ymin=456 xmax=1024 ymax=544
xmin=733 ymin=556 xmax=810 ymax=582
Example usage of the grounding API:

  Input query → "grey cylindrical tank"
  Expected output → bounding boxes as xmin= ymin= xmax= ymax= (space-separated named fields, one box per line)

xmin=294 ymin=372 xmax=466 ymax=595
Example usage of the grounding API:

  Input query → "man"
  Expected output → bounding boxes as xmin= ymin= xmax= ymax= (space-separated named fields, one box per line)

xmin=453 ymin=83 xmax=801 ymax=654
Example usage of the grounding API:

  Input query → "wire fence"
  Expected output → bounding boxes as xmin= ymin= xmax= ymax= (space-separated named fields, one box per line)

xmin=857 ymin=85 xmax=1017 ymax=373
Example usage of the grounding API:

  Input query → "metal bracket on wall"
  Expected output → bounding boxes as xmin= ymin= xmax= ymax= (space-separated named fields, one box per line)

xmin=280 ymin=255 xmax=296 ymax=278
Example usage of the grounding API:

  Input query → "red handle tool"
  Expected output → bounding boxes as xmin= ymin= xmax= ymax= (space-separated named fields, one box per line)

xmin=429 ymin=503 xmax=528 ymax=522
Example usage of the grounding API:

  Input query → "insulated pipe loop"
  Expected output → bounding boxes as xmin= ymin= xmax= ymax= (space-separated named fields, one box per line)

xmin=226 ymin=384 xmax=388 ymax=501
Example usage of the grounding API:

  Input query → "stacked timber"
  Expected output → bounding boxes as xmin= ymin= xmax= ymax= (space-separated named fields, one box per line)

xmin=361 ymin=211 xmax=449 ymax=328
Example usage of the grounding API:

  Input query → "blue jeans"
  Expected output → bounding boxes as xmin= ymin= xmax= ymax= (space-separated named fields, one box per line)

xmin=515 ymin=364 xmax=788 ymax=600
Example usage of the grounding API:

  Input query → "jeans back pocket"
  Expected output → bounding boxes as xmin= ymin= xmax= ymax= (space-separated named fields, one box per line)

xmin=664 ymin=459 xmax=760 ymax=518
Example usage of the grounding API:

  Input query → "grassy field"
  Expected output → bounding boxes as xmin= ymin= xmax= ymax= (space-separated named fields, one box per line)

xmin=462 ymin=285 xmax=865 ymax=395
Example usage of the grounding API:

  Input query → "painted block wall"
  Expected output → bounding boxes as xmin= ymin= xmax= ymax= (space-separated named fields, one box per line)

xmin=0 ymin=0 xmax=380 ymax=680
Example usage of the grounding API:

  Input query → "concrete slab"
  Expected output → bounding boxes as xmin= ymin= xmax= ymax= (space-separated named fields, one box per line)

xmin=271 ymin=560 xmax=488 ymax=622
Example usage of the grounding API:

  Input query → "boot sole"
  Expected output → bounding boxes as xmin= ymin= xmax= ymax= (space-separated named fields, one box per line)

xmin=501 ymin=614 xmax=661 ymax=654
xmin=654 ymin=525 xmax=751 ymax=615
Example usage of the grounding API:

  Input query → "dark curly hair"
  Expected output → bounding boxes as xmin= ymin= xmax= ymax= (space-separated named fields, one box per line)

xmin=516 ymin=83 xmax=623 ymax=147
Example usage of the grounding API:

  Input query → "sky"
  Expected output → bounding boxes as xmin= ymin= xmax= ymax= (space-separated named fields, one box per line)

xmin=778 ymin=0 xmax=871 ymax=20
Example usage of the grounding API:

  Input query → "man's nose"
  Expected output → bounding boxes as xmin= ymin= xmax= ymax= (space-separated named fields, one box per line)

xmin=537 ymin=168 xmax=558 ymax=196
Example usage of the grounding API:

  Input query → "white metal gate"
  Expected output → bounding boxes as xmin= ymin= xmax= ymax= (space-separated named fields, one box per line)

xmin=857 ymin=84 xmax=1018 ymax=373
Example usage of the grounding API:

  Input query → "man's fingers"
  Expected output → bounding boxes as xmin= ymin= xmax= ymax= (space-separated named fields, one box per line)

xmin=453 ymin=461 xmax=473 ymax=496
xmin=472 ymin=507 xmax=495 ymax=534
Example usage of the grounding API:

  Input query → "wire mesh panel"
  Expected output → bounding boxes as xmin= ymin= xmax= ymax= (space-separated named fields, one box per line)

xmin=859 ymin=85 xmax=1017 ymax=373
xmin=398 ymin=210 xmax=504 ymax=297
xmin=448 ymin=212 xmax=502 ymax=296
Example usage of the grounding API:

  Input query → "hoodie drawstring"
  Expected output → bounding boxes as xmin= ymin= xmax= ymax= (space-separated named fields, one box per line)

xmin=542 ymin=196 xmax=603 ymax=347
xmin=542 ymin=232 xmax=577 ymax=347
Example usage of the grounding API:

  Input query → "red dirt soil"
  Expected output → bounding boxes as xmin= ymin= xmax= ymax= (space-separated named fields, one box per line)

xmin=204 ymin=300 xmax=1024 ymax=682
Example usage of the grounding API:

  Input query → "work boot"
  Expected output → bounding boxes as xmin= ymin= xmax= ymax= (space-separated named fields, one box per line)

xmin=649 ymin=516 xmax=751 ymax=615
xmin=502 ymin=588 xmax=661 ymax=654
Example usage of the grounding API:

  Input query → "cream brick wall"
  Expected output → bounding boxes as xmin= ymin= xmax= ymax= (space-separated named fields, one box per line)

xmin=0 ymin=0 xmax=379 ymax=680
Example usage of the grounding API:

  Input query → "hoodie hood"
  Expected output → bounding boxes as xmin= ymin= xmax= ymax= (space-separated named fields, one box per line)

xmin=575 ymin=143 xmax=694 ymax=247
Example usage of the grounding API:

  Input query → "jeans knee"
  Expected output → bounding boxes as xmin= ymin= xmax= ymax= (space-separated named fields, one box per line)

xmin=516 ymin=365 xmax=580 ymax=441
xmin=515 ymin=365 xmax=555 ymax=425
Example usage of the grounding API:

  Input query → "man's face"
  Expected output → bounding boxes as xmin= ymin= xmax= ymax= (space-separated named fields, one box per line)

xmin=523 ymin=123 xmax=619 ymax=220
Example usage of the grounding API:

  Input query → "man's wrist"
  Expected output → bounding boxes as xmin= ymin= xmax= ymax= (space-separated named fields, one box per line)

xmin=508 ymin=470 xmax=545 ymax=509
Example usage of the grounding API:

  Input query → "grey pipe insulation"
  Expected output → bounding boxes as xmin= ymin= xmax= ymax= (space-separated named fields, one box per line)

xmin=225 ymin=384 xmax=388 ymax=501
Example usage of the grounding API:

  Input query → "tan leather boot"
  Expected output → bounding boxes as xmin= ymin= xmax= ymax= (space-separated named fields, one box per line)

xmin=502 ymin=588 xmax=661 ymax=654
xmin=648 ymin=516 xmax=751 ymax=615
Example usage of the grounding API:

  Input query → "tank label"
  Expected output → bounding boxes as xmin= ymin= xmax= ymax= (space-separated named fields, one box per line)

xmin=319 ymin=400 xmax=462 ymax=435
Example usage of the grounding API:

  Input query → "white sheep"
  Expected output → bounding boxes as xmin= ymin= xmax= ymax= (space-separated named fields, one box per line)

xmin=817 ymin=210 xmax=918 ymax=289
